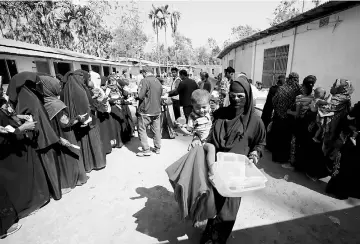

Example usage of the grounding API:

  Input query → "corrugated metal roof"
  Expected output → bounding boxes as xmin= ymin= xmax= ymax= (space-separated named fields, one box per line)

xmin=217 ymin=1 xmax=360 ymax=59
xmin=0 ymin=38 xmax=131 ymax=67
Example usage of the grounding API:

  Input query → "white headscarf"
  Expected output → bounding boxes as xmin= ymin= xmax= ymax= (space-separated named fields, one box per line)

xmin=89 ymin=71 xmax=101 ymax=89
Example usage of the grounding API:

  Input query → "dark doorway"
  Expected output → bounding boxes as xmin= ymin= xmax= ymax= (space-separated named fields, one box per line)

xmin=0 ymin=59 xmax=18 ymax=85
xmin=81 ymin=64 xmax=89 ymax=72
xmin=54 ymin=62 xmax=71 ymax=76
xmin=103 ymin=66 xmax=110 ymax=77
xmin=91 ymin=65 xmax=100 ymax=74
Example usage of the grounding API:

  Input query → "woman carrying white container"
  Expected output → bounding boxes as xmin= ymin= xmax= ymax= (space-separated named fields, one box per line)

xmin=201 ymin=78 xmax=266 ymax=243
xmin=166 ymin=78 xmax=266 ymax=244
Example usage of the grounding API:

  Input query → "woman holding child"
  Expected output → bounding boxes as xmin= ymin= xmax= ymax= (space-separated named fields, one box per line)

xmin=326 ymin=101 xmax=359 ymax=199
xmin=166 ymin=78 xmax=266 ymax=244
xmin=322 ymin=79 xmax=354 ymax=166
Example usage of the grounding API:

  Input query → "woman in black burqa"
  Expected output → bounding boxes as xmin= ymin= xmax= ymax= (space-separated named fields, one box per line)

xmin=39 ymin=75 xmax=88 ymax=192
xmin=7 ymin=72 xmax=63 ymax=200
xmin=62 ymin=70 xmax=106 ymax=172
xmin=201 ymin=78 xmax=266 ymax=244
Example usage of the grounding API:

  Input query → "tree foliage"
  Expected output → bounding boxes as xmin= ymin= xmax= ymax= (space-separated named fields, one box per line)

xmin=268 ymin=0 xmax=301 ymax=27
xmin=111 ymin=3 xmax=147 ymax=59
xmin=144 ymin=33 xmax=220 ymax=65
xmin=0 ymin=1 xmax=147 ymax=59
xmin=148 ymin=4 xmax=181 ymax=64
xmin=222 ymin=24 xmax=260 ymax=49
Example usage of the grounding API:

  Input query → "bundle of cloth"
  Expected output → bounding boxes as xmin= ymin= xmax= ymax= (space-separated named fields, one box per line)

xmin=165 ymin=146 xmax=217 ymax=226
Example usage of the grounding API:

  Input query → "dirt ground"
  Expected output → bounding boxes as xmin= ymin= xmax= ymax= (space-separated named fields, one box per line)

xmin=3 ymin=132 xmax=360 ymax=244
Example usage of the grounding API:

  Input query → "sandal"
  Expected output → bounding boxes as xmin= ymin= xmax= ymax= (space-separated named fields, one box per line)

xmin=0 ymin=223 xmax=22 ymax=239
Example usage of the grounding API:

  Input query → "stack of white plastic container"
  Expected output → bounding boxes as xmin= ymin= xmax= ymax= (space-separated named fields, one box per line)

xmin=209 ymin=152 xmax=268 ymax=197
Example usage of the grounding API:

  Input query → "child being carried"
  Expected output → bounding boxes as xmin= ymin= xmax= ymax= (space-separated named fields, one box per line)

xmin=311 ymin=79 xmax=354 ymax=143
xmin=179 ymin=89 xmax=212 ymax=150
xmin=310 ymin=87 xmax=332 ymax=143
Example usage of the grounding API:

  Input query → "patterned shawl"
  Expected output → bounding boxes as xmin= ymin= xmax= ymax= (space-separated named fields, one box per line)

xmin=273 ymin=78 xmax=302 ymax=118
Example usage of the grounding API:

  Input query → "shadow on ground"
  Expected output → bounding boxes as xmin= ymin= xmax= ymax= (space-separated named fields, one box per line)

xmin=130 ymin=186 xmax=201 ymax=243
xmin=154 ymin=205 xmax=360 ymax=244
xmin=257 ymin=150 xmax=330 ymax=196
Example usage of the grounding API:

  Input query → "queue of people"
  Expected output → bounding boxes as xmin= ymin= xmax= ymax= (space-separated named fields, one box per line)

xmin=0 ymin=70 xmax=135 ymax=238
xmin=262 ymin=72 xmax=359 ymax=200
xmin=3 ymin=64 xmax=357 ymax=243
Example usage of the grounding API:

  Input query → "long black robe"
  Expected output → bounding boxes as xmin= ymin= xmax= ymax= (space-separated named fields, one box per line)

xmin=7 ymin=72 xmax=62 ymax=200
xmin=0 ymin=110 xmax=50 ymax=218
xmin=51 ymin=109 xmax=88 ymax=188
xmin=326 ymin=102 xmax=360 ymax=199
xmin=202 ymin=79 xmax=266 ymax=244
xmin=97 ymin=111 xmax=113 ymax=154
xmin=39 ymin=75 xmax=88 ymax=189
xmin=0 ymin=186 xmax=18 ymax=236
xmin=261 ymin=84 xmax=280 ymax=129
xmin=160 ymin=104 xmax=176 ymax=139
xmin=62 ymin=70 xmax=106 ymax=172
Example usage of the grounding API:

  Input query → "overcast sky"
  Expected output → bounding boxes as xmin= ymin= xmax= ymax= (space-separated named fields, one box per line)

xmin=98 ymin=0 xmax=319 ymax=52
xmin=138 ymin=0 xmax=281 ymax=51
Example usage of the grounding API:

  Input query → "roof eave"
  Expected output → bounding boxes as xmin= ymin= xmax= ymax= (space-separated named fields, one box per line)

xmin=217 ymin=1 xmax=360 ymax=59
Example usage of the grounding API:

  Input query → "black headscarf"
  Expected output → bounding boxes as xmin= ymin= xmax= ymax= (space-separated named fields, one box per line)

xmin=39 ymin=75 xmax=67 ymax=120
xmin=7 ymin=72 xmax=59 ymax=150
xmin=209 ymin=78 xmax=254 ymax=151
xmin=62 ymin=70 xmax=92 ymax=120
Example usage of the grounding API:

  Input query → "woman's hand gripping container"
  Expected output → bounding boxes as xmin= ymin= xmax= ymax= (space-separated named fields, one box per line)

xmin=209 ymin=152 xmax=268 ymax=197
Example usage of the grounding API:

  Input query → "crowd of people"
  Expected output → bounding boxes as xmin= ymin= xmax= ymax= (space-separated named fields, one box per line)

xmin=1 ymin=64 xmax=358 ymax=243
xmin=0 ymin=69 xmax=136 ymax=238
xmin=262 ymin=72 xmax=359 ymax=200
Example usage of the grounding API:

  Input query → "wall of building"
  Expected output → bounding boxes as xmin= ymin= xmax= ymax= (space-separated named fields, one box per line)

xmin=221 ymin=49 xmax=236 ymax=74
xmin=221 ymin=5 xmax=360 ymax=102
xmin=233 ymin=44 xmax=253 ymax=77
xmin=292 ymin=5 xmax=360 ymax=103
xmin=0 ymin=54 xmax=39 ymax=73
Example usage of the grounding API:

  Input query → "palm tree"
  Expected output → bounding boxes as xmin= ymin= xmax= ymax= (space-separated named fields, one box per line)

xmin=157 ymin=5 xmax=180 ymax=70
xmin=148 ymin=5 xmax=164 ymax=73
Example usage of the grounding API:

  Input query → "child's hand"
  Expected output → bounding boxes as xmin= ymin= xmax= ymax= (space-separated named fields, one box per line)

xmin=191 ymin=139 xmax=202 ymax=148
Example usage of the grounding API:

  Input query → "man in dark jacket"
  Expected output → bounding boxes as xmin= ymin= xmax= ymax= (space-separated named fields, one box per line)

xmin=136 ymin=66 xmax=163 ymax=156
xmin=168 ymin=69 xmax=199 ymax=122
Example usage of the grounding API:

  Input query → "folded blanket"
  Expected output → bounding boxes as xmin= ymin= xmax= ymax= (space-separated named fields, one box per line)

xmin=165 ymin=146 xmax=217 ymax=224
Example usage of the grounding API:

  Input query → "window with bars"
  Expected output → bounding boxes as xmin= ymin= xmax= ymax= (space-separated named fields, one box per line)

xmin=0 ymin=59 xmax=18 ymax=85
xmin=261 ymin=45 xmax=290 ymax=88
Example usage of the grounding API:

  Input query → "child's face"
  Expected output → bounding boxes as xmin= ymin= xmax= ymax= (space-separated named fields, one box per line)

xmin=209 ymin=100 xmax=219 ymax=110
xmin=193 ymin=100 xmax=210 ymax=117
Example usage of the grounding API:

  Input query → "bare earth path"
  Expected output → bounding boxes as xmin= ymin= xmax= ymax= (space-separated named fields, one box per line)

xmin=3 ymin=134 xmax=360 ymax=244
